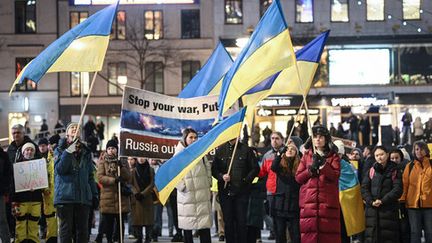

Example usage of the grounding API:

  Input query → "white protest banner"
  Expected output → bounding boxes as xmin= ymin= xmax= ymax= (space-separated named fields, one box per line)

xmin=13 ymin=158 xmax=48 ymax=193
xmin=120 ymin=86 xmax=237 ymax=159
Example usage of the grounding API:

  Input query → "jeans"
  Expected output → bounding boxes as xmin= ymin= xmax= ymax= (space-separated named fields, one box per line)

xmin=57 ymin=204 xmax=90 ymax=243
xmin=219 ymin=191 xmax=249 ymax=243
xmin=153 ymin=203 xmax=163 ymax=235
xmin=0 ymin=196 xmax=10 ymax=243
xmin=408 ymin=208 xmax=432 ymax=243
xmin=402 ymin=125 xmax=411 ymax=145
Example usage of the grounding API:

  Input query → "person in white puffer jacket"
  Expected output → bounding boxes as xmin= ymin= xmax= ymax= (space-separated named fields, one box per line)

xmin=175 ymin=128 xmax=212 ymax=243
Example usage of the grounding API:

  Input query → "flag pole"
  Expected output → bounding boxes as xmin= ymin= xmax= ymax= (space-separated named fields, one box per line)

xmin=74 ymin=71 xmax=98 ymax=140
xmin=285 ymin=99 xmax=305 ymax=145
xmin=117 ymin=164 xmax=124 ymax=243
xmin=224 ymin=126 xmax=243 ymax=189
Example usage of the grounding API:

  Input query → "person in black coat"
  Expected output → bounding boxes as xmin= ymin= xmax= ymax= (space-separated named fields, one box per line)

xmin=361 ymin=146 xmax=403 ymax=243
xmin=270 ymin=143 xmax=300 ymax=243
xmin=0 ymin=149 xmax=12 ymax=242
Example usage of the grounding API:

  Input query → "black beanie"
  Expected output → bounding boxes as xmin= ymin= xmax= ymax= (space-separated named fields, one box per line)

xmin=38 ymin=138 xmax=49 ymax=146
xmin=106 ymin=139 xmax=118 ymax=151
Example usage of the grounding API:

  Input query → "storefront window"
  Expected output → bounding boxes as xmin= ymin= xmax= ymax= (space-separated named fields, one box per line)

xmin=295 ymin=0 xmax=314 ymax=23
xmin=403 ymin=0 xmax=421 ymax=20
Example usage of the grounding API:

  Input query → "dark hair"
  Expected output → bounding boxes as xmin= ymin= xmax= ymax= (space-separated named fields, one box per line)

xmin=304 ymin=126 xmax=335 ymax=154
xmin=271 ymin=131 xmax=284 ymax=140
xmin=181 ymin=128 xmax=197 ymax=147
xmin=412 ymin=141 xmax=430 ymax=161
xmin=389 ymin=149 xmax=404 ymax=161
xmin=372 ymin=145 xmax=389 ymax=156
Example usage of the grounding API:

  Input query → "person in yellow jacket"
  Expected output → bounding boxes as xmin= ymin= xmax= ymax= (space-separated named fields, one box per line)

xmin=400 ymin=141 xmax=432 ymax=243
xmin=12 ymin=142 xmax=43 ymax=243
xmin=38 ymin=137 xmax=58 ymax=243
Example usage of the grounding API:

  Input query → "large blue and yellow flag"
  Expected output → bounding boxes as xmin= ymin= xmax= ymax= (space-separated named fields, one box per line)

xmin=339 ymin=158 xmax=365 ymax=236
xmin=178 ymin=42 xmax=233 ymax=98
xmin=155 ymin=108 xmax=246 ymax=204
xmin=242 ymin=31 xmax=330 ymax=125
xmin=10 ymin=2 xmax=118 ymax=94
xmin=217 ymin=0 xmax=295 ymax=120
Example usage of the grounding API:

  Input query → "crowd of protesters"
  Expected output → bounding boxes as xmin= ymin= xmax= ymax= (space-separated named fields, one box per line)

xmin=1 ymin=113 xmax=432 ymax=243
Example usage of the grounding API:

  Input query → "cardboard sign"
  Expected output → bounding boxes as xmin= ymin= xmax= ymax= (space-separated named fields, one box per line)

xmin=120 ymin=86 xmax=237 ymax=159
xmin=13 ymin=158 xmax=48 ymax=193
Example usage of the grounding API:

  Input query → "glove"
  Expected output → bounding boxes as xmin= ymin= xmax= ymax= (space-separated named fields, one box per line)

xmin=92 ymin=197 xmax=99 ymax=210
xmin=373 ymin=162 xmax=384 ymax=174
xmin=66 ymin=138 xmax=79 ymax=153
xmin=277 ymin=146 xmax=287 ymax=156
xmin=311 ymin=153 xmax=325 ymax=171
xmin=135 ymin=193 xmax=144 ymax=201
xmin=114 ymin=176 xmax=121 ymax=184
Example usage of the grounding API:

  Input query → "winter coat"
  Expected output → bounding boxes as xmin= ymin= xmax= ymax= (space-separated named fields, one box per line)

xmin=0 ymin=149 xmax=12 ymax=195
xmin=361 ymin=161 xmax=403 ymax=243
xmin=247 ymin=177 xmax=266 ymax=228
xmin=97 ymin=155 xmax=131 ymax=214
xmin=130 ymin=165 xmax=154 ymax=226
xmin=258 ymin=149 xmax=278 ymax=194
xmin=7 ymin=136 xmax=40 ymax=163
xmin=295 ymin=149 xmax=341 ymax=243
xmin=400 ymin=157 xmax=432 ymax=208
xmin=175 ymin=142 xmax=212 ymax=230
xmin=413 ymin=120 xmax=424 ymax=137
xmin=54 ymin=138 xmax=98 ymax=206
xmin=212 ymin=142 xmax=259 ymax=195
xmin=270 ymin=154 xmax=300 ymax=218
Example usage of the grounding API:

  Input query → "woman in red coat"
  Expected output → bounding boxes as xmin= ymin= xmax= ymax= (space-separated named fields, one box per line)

xmin=295 ymin=125 xmax=341 ymax=243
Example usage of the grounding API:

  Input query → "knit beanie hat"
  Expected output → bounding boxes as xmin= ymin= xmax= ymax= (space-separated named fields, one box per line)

xmin=21 ymin=142 xmax=36 ymax=153
xmin=38 ymin=138 xmax=49 ymax=146
xmin=106 ymin=139 xmax=118 ymax=151
xmin=288 ymin=136 xmax=303 ymax=151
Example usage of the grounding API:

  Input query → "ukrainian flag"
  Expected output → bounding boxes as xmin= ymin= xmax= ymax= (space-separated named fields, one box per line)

xmin=155 ymin=108 xmax=246 ymax=205
xmin=178 ymin=42 xmax=233 ymax=98
xmin=217 ymin=0 xmax=295 ymax=120
xmin=242 ymin=31 xmax=330 ymax=125
xmin=339 ymin=158 xmax=365 ymax=236
xmin=10 ymin=2 xmax=118 ymax=93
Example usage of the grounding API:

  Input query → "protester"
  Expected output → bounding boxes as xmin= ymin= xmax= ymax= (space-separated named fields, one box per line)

xmin=258 ymin=131 xmax=286 ymax=240
xmin=401 ymin=109 xmax=413 ymax=145
xmin=400 ymin=141 xmax=432 ymax=243
xmin=40 ymin=119 xmax=49 ymax=138
xmin=348 ymin=112 xmax=359 ymax=143
xmin=270 ymin=143 xmax=300 ymax=243
xmin=389 ymin=148 xmax=410 ymax=243
xmin=413 ymin=117 xmax=424 ymax=141
xmin=0 ymin=147 xmax=12 ymax=243
xmin=127 ymin=157 xmax=138 ymax=239
xmin=96 ymin=120 xmax=105 ymax=146
xmin=295 ymin=125 xmax=341 ymax=243
xmin=174 ymin=128 xmax=212 ymax=243
xmin=212 ymin=138 xmax=259 ymax=243
xmin=12 ymin=142 xmax=43 ymax=243
xmin=38 ymin=138 xmax=58 ymax=243
xmin=54 ymin=122 xmax=98 ymax=243
xmin=54 ymin=119 xmax=65 ymax=134
xmin=262 ymin=126 xmax=272 ymax=147
xmin=97 ymin=139 xmax=131 ymax=243
xmin=130 ymin=158 xmax=155 ymax=243
xmin=361 ymin=146 xmax=402 ymax=242
xmin=211 ymin=177 xmax=225 ymax=242
xmin=361 ymin=145 xmax=375 ymax=183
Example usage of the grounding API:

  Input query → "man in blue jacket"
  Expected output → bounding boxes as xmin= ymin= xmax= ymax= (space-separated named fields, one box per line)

xmin=54 ymin=122 xmax=98 ymax=243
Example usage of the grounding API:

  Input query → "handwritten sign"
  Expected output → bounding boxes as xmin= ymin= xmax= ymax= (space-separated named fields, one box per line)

xmin=13 ymin=158 xmax=48 ymax=193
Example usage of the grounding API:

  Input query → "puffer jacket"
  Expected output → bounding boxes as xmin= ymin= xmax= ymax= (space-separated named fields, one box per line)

xmin=54 ymin=138 xmax=98 ymax=206
xmin=258 ymin=149 xmax=278 ymax=194
xmin=97 ymin=154 xmax=131 ymax=214
xmin=295 ymin=149 xmax=341 ymax=243
xmin=175 ymin=142 xmax=212 ymax=230
xmin=212 ymin=142 xmax=259 ymax=195
xmin=361 ymin=161 xmax=402 ymax=243
xmin=400 ymin=157 xmax=432 ymax=208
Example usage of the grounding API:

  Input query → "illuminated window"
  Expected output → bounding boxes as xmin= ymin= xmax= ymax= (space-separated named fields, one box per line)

xmin=225 ymin=0 xmax=243 ymax=24
xmin=144 ymin=10 xmax=163 ymax=40
xmin=108 ymin=62 xmax=126 ymax=95
xmin=259 ymin=0 xmax=272 ymax=17
xmin=15 ymin=0 xmax=36 ymax=33
xmin=403 ymin=0 xmax=421 ymax=20
xmin=15 ymin=58 xmax=37 ymax=91
xmin=70 ymin=11 xmax=88 ymax=28
xmin=366 ymin=0 xmax=384 ymax=21
xmin=111 ymin=11 xmax=126 ymax=40
xmin=181 ymin=10 xmax=200 ymax=39
xmin=71 ymin=72 xmax=90 ymax=96
xmin=145 ymin=62 xmax=164 ymax=93
xmin=296 ymin=0 xmax=314 ymax=23
xmin=182 ymin=61 xmax=200 ymax=88
xmin=331 ymin=0 xmax=349 ymax=22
